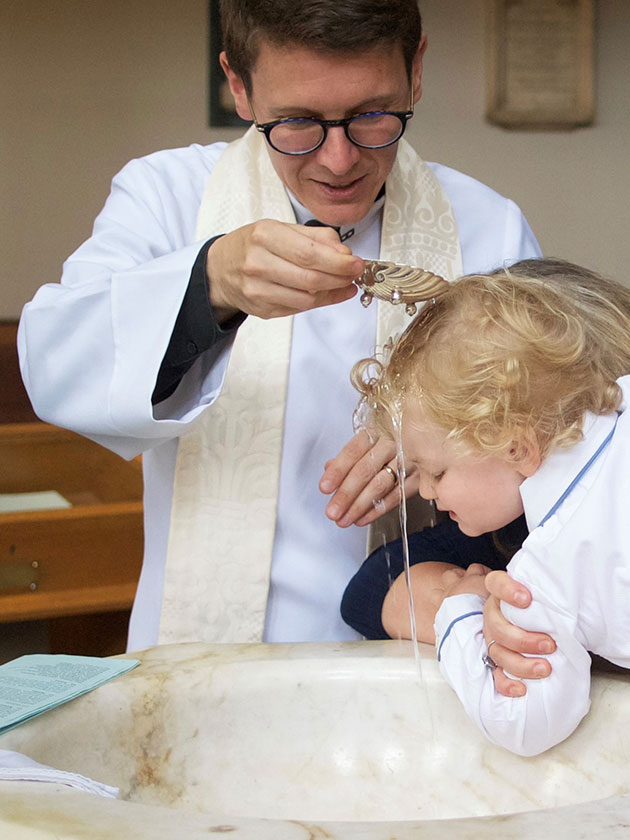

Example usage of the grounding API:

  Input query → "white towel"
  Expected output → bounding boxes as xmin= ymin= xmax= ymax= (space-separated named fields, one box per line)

xmin=0 ymin=749 xmax=118 ymax=798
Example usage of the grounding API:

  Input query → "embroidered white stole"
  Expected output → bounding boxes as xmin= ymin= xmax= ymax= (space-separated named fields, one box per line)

xmin=158 ymin=127 xmax=462 ymax=644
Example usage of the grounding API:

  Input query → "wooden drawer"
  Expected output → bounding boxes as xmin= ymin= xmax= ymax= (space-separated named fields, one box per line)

xmin=1 ymin=423 xmax=142 ymax=502
xmin=0 ymin=423 xmax=143 ymax=622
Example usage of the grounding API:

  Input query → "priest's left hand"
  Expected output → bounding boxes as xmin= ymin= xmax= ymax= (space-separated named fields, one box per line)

xmin=319 ymin=429 xmax=418 ymax=527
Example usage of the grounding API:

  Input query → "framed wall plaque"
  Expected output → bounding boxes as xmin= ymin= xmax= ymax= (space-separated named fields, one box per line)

xmin=208 ymin=0 xmax=248 ymax=128
xmin=486 ymin=0 xmax=594 ymax=129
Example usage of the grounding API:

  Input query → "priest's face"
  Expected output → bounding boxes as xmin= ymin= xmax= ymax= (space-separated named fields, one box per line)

xmin=223 ymin=40 xmax=425 ymax=227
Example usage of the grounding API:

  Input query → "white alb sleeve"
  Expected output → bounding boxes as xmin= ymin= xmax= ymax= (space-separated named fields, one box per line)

xmin=18 ymin=151 xmax=229 ymax=458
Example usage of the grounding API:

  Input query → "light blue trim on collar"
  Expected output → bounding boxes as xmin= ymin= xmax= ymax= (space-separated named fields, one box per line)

xmin=538 ymin=412 xmax=620 ymax=528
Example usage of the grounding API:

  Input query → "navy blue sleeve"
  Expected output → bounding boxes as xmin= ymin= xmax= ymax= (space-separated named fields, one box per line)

xmin=151 ymin=236 xmax=247 ymax=404
xmin=341 ymin=516 xmax=528 ymax=639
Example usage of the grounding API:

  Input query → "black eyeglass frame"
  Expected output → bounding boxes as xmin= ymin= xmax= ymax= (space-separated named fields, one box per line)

xmin=248 ymin=85 xmax=415 ymax=156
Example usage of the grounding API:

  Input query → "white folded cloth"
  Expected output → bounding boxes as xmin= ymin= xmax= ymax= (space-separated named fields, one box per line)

xmin=0 ymin=749 xmax=118 ymax=798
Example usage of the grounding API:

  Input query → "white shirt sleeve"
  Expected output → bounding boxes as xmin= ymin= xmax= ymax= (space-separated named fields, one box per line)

xmin=501 ymin=198 xmax=541 ymax=268
xmin=434 ymin=578 xmax=592 ymax=757
xmin=18 ymin=147 xmax=229 ymax=459
xmin=429 ymin=163 xmax=542 ymax=275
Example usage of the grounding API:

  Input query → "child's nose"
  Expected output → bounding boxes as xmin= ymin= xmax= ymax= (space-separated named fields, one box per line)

xmin=417 ymin=474 xmax=436 ymax=501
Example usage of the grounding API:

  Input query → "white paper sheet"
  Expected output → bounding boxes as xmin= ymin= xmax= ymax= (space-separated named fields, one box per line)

xmin=0 ymin=654 xmax=139 ymax=734
xmin=0 ymin=491 xmax=72 ymax=513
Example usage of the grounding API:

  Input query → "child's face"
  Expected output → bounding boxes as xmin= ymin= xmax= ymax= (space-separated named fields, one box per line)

xmin=402 ymin=407 xmax=530 ymax=537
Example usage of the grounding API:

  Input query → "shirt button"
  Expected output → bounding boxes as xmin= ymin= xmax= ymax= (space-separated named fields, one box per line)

xmin=186 ymin=340 xmax=198 ymax=356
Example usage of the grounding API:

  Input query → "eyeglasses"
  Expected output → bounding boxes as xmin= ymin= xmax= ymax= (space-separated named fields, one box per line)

xmin=248 ymin=86 xmax=414 ymax=156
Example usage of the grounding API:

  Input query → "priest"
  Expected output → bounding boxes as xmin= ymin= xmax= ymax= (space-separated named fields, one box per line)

xmin=19 ymin=0 xmax=541 ymax=654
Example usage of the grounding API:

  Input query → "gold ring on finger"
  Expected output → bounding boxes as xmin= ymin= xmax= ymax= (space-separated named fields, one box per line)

xmin=382 ymin=464 xmax=398 ymax=486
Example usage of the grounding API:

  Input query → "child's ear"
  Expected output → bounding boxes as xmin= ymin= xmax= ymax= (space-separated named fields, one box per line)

xmin=508 ymin=434 xmax=541 ymax=478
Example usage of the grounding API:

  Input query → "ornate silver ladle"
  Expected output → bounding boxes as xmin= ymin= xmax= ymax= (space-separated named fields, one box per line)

xmin=356 ymin=260 xmax=446 ymax=316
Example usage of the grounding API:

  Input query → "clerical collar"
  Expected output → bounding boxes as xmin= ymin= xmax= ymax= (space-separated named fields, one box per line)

xmin=288 ymin=188 xmax=386 ymax=243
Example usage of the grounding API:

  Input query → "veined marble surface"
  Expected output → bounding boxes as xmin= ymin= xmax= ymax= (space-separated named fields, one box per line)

xmin=0 ymin=640 xmax=629 ymax=838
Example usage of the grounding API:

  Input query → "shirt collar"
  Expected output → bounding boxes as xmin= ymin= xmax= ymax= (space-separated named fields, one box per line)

xmin=287 ymin=189 xmax=386 ymax=242
xmin=520 ymin=408 xmax=622 ymax=531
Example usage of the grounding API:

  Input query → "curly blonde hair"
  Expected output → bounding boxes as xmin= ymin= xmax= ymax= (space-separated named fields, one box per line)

xmin=353 ymin=259 xmax=630 ymax=460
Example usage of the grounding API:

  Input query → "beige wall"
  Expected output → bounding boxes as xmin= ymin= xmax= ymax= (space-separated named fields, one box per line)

xmin=2 ymin=0 xmax=629 ymax=319
xmin=415 ymin=1 xmax=629 ymax=283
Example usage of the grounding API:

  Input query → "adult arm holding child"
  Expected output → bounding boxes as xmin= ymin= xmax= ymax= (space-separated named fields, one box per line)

xmin=343 ymin=536 xmax=557 ymax=696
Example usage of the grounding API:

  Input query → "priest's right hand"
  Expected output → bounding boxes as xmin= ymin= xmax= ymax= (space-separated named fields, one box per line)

xmin=205 ymin=219 xmax=364 ymax=323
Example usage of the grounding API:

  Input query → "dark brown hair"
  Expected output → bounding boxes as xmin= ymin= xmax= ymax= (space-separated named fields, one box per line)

xmin=220 ymin=0 xmax=422 ymax=94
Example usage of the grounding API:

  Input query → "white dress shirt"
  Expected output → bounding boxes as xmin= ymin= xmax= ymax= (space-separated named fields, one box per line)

xmin=18 ymin=141 xmax=541 ymax=650
xmin=434 ymin=376 xmax=630 ymax=756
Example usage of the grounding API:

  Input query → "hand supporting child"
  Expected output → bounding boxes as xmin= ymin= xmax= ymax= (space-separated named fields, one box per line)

xmin=440 ymin=565 xmax=543 ymax=698
xmin=483 ymin=571 xmax=555 ymax=696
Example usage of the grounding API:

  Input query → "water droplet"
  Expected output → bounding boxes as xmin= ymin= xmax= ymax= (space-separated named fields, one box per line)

xmin=372 ymin=498 xmax=386 ymax=515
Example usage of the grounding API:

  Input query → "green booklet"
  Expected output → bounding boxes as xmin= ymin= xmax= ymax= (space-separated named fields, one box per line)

xmin=0 ymin=654 xmax=140 ymax=735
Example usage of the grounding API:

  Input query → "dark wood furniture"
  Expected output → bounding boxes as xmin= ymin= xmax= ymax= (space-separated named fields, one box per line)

xmin=1 ymin=322 xmax=143 ymax=657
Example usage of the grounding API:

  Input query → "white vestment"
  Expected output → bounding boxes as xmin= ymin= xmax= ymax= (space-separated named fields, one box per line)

xmin=17 ymin=139 xmax=541 ymax=650
xmin=159 ymin=128 xmax=463 ymax=644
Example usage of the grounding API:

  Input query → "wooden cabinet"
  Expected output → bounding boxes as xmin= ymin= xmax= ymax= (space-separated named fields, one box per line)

xmin=0 ymin=423 xmax=143 ymax=623
xmin=1 ymin=322 xmax=143 ymax=656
